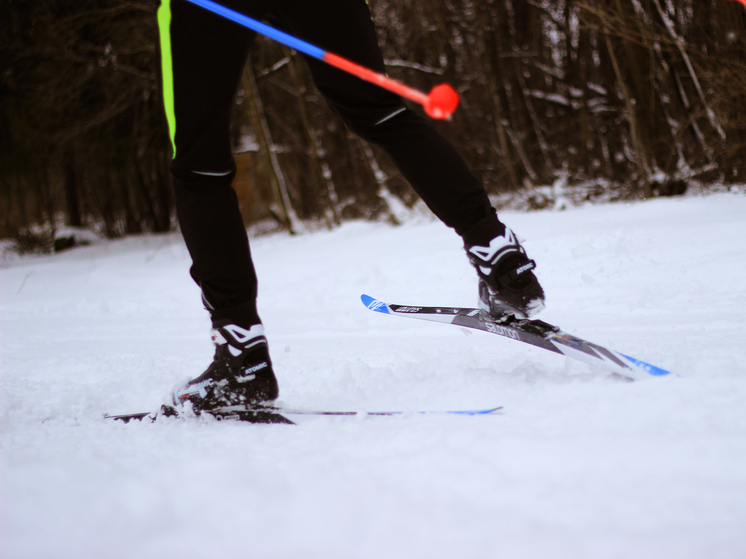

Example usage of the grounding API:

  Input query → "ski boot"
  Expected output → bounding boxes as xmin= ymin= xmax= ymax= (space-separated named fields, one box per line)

xmin=171 ymin=323 xmax=278 ymax=413
xmin=465 ymin=224 xmax=545 ymax=320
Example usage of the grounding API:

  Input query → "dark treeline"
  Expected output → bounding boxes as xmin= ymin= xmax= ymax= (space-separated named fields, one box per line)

xmin=2 ymin=0 xmax=745 ymax=244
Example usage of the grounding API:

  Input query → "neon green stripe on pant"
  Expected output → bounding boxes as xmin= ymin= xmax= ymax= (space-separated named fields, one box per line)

xmin=157 ymin=0 xmax=177 ymax=156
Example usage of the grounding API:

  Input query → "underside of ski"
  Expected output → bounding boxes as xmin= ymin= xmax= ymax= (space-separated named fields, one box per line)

xmin=361 ymin=294 xmax=672 ymax=381
xmin=105 ymin=404 xmax=504 ymax=424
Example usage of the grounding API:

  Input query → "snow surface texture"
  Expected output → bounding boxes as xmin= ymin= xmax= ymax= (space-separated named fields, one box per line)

xmin=2 ymin=194 xmax=746 ymax=558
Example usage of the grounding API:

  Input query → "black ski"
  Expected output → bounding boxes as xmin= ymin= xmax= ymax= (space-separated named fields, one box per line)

xmin=361 ymin=294 xmax=673 ymax=381
xmin=105 ymin=406 xmax=295 ymax=424
xmin=105 ymin=404 xmax=504 ymax=424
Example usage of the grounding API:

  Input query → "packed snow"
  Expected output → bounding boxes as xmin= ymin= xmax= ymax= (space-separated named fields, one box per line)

xmin=2 ymin=192 xmax=746 ymax=558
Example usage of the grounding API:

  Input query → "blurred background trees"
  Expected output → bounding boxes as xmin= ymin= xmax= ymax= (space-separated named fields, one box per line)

xmin=2 ymin=0 xmax=745 ymax=247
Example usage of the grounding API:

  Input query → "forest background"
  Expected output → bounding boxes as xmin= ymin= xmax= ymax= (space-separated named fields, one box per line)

xmin=1 ymin=0 xmax=745 ymax=248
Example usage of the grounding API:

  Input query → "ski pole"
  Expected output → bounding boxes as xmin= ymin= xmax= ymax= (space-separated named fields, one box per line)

xmin=182 ymin=0 xmax=460 ymax=120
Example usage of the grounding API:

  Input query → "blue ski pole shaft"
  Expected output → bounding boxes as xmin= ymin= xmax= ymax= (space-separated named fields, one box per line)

xmin=184 ymin=0 xmax=326 ymax=60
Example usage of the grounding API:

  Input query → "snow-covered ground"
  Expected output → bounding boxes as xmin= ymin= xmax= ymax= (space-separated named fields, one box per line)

xmin=2 ymin=193 xmax=746 ymax=558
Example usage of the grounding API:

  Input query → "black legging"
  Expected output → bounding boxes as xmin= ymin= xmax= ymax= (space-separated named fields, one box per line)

xmin=159 ymin=0 xmax=495 ymax=326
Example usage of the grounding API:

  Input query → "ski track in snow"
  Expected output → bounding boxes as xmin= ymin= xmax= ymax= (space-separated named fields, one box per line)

xmin=2 ymin=193 xmax=746 ymax=558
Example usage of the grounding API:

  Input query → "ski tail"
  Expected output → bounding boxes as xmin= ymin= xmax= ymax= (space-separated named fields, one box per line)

xmin=619 ymin=354 xmax=672 ymax=377
xmin=104 ymin=412 xmax=156 ymax=423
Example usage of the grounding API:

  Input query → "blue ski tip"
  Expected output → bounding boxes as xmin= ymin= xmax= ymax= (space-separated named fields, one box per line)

xmin=361 ymin=294 xmax=391 ymax=314
xmin=621 ymin=354 xmax=672 ymax=376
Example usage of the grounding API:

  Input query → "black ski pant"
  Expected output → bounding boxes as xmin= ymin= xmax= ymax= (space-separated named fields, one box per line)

xmin=158 ymin=0 xmax=498 ymax=328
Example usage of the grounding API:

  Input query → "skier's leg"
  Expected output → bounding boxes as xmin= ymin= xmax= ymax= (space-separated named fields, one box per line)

xmin=158 ymin=0 xmax=278 ymax=410
xmin=268 ymin=0 xmax=493 ymax=238
xmin=270 ymin=0 xmax=544 ymax=317
xmin=159 ymin=0 xmax=265 ymax=326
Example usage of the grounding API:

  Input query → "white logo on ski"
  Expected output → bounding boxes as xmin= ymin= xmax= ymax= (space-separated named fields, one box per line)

xmin=484 ymin=321 xmax=520 ymax=340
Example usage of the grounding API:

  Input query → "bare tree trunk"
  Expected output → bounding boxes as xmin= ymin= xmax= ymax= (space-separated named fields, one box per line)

xmin=63 ymin=144 xmax=82 ymax=227
xmin=285 ymin=49 xmax=340 ymax=228
xmin=651 ymin=0 xmax=725 ymax=140
xmin=242 ymin=63 xmax=298 ymax=233
xmin=479 ymin=4 xmax=519 ymax=190
xmin=603 ymin=30 xmax=652 ymax=198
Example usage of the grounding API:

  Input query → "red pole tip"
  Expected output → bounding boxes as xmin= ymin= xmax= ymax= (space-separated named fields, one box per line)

xmin=424 ymin=84 xmax=459 ymax=120
xmin=731 ymin=0 xmax=746 ymax=7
